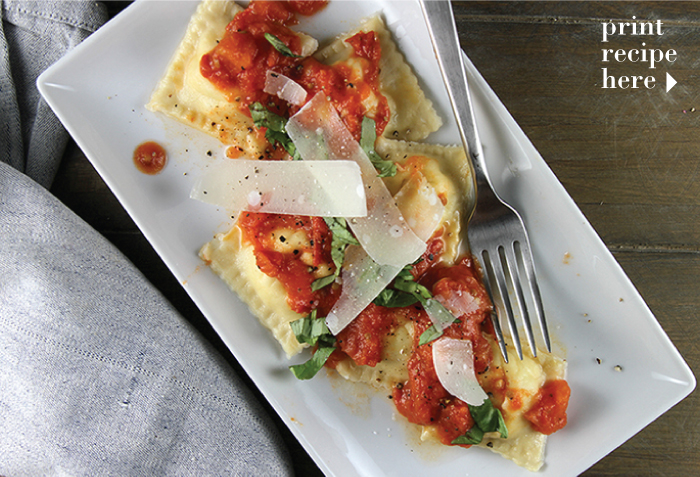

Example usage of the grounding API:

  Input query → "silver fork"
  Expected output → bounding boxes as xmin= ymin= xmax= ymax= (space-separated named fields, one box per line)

xmin=419 ymin=0 xmax=551 ymax=361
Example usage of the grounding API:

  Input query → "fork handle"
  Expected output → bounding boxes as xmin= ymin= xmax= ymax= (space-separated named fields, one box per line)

xmin=419 ymin=0 xmax=493 ymax=203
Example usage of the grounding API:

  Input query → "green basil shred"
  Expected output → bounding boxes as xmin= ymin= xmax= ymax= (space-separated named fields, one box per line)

xmin=371 ymin=261 xmax=458 ymax=345
xmin=249 ymin=102 xmax=302 ymax=160
xmin=289 ymin=310 xmax=336 ymax=380
xmin=311 ymin=217 xmax=359 ymax=291
xmin=264 ymin=33 xmax=302 ymax=58
xmin=360 ymin=116 xmax=397 ymax=177
xmin=451 ymin=399 xmax=508 ymax=445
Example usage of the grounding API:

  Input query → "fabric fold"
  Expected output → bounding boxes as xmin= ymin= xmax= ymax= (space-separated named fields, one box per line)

xmin=0 ymin=15 xmax=23 ymax=172
xmin=0 ymin=162 xmax=294 ymax=476
xmin=0 ymin=0 xmax=108 ymax=188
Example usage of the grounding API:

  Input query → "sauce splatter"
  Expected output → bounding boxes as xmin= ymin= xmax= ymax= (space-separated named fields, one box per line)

xmin=133 ymin=141 xmax=167 ymax=174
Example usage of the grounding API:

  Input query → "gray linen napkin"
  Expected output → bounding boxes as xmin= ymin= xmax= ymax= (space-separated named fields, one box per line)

xmin=0 ymin=163 xmax=293 ymax=475
xmin=1 ymin=0 xmax=107 ymax=188
xmin=0 ymin=2 xmax=294 ymax=475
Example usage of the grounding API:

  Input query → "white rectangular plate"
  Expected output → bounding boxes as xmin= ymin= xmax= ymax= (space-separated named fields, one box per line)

xmin=38 ymin=1 xmax=695 ymax=475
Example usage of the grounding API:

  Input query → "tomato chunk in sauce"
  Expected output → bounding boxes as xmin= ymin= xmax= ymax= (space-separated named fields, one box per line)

xmin=524 ymin=379 xmax=571 ymax=435
xmin=288 ymin=0 xmax=328 ymax=16
xmin=330 ymin=303 xmax=401 ymax=367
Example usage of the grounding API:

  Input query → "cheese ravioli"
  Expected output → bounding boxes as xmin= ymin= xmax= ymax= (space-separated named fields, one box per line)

xmin=147 ymin=0 xmax=441 ymax=157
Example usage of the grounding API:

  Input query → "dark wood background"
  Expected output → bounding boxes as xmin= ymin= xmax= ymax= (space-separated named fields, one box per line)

xmin=51 ymin=2 xmax=699 ymax=475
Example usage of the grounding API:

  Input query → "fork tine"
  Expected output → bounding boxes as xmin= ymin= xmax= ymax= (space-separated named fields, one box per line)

xmin=482 ymin=247 xmax=523 ymax=361
xmin=516 ymin=240 xmax=552 ymax=353
xmin=488 ymin=307 xmax=508 ymax=363
xmin=474 ymin=249 xmax=509 ymax=362
xmin=501 ymin=242 xmax=537 ymax=358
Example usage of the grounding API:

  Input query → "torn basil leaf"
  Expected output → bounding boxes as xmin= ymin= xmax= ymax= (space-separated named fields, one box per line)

xmin=417 ymin=298 xmax=460 ymax=345
xmin=393 ymin=273 xmax=432 ymax=301
xmin=289 ymin=346 xmax=335 ymax=380
xmin=373 ymin=288 xmax=419 ymax=308
xmin=372 ymin=263 xmax=423 ymax=307
xmin=418 ymin=324 xmax=443 ymax=346
xmin=289 ymin=310 xmax=333 ymax=346
xmin=360 ymin=116 xmax=396 ymax=177
xmin=264 ymin=32 xmax=302 ymax=58
xmin=250 ymin=101 xmax=286 ymax=130
xmin=311 ymin=217 xmax=359 ymax=291
xmin=289 ymin=310 xmax=336 ymax=380
xmin=325 ymin=217 xmax=358 ymax=247
xmin=310 ymin=273 xmax=336 ymax=291
xmin=249 ymin=102 xmax=302 ymax=160
xmin=469 ymin=399 xmax=508 ymax=439
xmin=452 ymin=427 xmax=484 ymax=446
xmin=451 ymin=399 xmax=508 ymax=445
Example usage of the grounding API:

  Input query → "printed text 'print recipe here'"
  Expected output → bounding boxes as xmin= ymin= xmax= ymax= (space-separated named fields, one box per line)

xmin=600 ymin=16 xmax=677 ymax=91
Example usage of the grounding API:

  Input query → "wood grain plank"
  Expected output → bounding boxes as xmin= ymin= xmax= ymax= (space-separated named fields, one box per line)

xmin=580 ymin=203 xmax=700 ymax=250
xmin=454 ymin=1 xmax=700 ymax=24
xmin=454 ymin=4 xmax=700 ymax=252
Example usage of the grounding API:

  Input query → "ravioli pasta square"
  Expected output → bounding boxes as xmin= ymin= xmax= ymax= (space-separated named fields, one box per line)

xmin=422 ymin=337 xmax=567 ymax=471
xmin=146 ymin=0 xmax=268 ymax=155
xmin=375 ymin=136 xmax=473 ymax=264
xmin=147 ymin=0 xmax=441 ymax=156
xmin=314 ymin=15 xmax=443 ymax=142
xmin=200 ymin=225 xmax=306 ymax=357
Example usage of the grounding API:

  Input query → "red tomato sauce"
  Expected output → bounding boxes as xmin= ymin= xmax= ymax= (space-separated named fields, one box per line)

xmin=325 ymin=234 xmax=445 ymax=369
xmin=392 ymin=257 xmax=495 ymax=446
xmin=200 ymin=0 xmax=302 ymax=115
xmin=287 ymin=31 xmax=390 ymax=140
xmin=237 ymin=212 xmax=339 ymax=316
xmin=200 ymin=0 xmax=388 ymax=143
xmin=524 ymin=379 xmax=571 ymax=435
xmin=133 ymin=141 xmax=166 ymax=174
xmin=288 ymin=0 xmax=328 ymax=16
xmin=329 ymin=303 xmax=403 ymax=367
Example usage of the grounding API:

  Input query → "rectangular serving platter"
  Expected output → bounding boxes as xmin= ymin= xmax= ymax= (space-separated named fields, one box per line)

xmin=38 ymin=1 xmax=695 ymax=475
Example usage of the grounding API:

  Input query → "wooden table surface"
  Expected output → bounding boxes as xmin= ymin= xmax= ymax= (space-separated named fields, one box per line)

xmin=51 ymin=2 xmax=698 ymax=475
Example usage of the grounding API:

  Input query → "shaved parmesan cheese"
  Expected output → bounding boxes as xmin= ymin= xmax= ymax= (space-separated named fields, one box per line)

xmin=296 ymin=31 xmax=319 ymax=57
xmin=325 ymin=245 xmax=402 ymax=334
xmin=286 ymin=93 xmax=426 ymax=267
xmin=424 ymin=298 xmax=457 ymax=332
xmin=191 ymin=159 xmax=367 ymax=217
xmin=432 ymin=337 xmax=489 ymax=406
xmin=393 ymin=173 xmax=444 ymax=242
xmin=264 ymin=71 xmax=307 ymax=106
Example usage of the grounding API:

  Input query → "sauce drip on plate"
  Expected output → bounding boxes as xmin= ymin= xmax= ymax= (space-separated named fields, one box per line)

xmin=134 ymin=141 xmax=167 ymax=174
